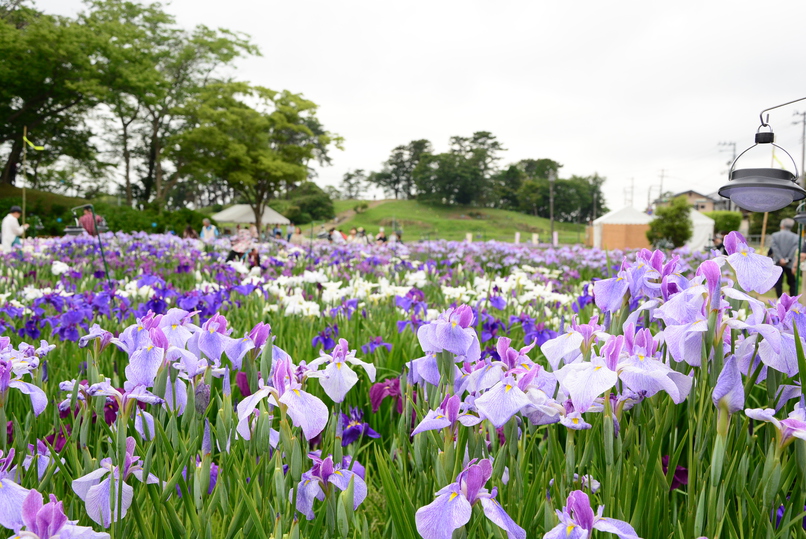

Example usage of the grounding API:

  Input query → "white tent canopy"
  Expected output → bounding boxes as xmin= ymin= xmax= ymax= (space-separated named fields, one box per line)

xmin=211 ymin=204 xmax=290 ymax=225
xmin=591 ymin=206 xmax=654 ymax=249
xmin=686 ymin=209 xmax=715 ymax=252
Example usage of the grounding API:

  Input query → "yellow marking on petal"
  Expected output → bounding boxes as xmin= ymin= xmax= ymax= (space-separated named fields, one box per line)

xmin=137 ymin=326 xmax=143 ymax=332
xmin=572 ymin=418 xmax=579 ymax=425
xmin=293 ymin=389 xmax=300 ymax=396
xmin=616 ymin=277 xmax=624 ymax=282
xmin=436 ymin=415 xmax=445 ymax=419
xmin=451 ymin=322 xmax=457 ymax=328
xmin=172 ymin=324 xmax=178 ymax=330
xmin=146 ymin=345 xmax=153 ymax=351
xmin=0 ymin=479 xmax=3 ymax=489
xmin=741 ymin=251 xmax=748 ymax=257
xmin=566 ymin=524 xmax=576 ymax=535
xmin=337 ymin=363 xmax=342 ymax=369
xmin=638 ymin=355 xmax=645 ymax=361
xmin=449 ymin=492 xmax=458 ymax=501
xmin=209 ymin=329 xmax=215 ymax=334
xmin=594 ymin=366 xmax=602 ymax=371
xmin=521 ymin=363 xmax=531 ymax=370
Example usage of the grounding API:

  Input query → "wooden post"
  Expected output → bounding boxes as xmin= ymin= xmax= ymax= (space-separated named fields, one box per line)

xmin=760 ymin=212 xmax=769 ymax=253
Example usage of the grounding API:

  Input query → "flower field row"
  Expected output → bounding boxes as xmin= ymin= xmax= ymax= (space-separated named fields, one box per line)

xmin=0 ymin=232 xmax=800 ymax=539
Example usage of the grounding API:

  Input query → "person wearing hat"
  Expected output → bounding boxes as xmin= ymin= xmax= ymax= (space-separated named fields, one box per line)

xmin=1 ymin=205 xmax=28 ymax=253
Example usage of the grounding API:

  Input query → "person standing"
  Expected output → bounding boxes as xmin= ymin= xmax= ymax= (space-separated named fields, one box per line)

xmin=78 ymin=205 xmax=103 ymax=236
xmin=286 ymin=222 xmax=295 ymax=241
xmin=770 ymin=218 xmax=799 ymax=297
xmin=200 ymin=219 xmax=219 ymax=242
xmin=1 ymin=205 xmax=28 ymax=253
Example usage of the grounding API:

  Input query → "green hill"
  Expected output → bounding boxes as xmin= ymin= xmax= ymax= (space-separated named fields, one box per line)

xmin=331 ymin=199 xmax=586 ymax=243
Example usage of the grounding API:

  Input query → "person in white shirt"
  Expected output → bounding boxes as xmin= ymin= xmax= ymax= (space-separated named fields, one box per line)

xmin=1 ymin=206 xmax=28 ymax=253
xmin=200 ymin=219 xmax=219 ymax=242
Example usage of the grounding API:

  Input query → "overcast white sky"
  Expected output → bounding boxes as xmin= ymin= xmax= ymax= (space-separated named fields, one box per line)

xmin=35 ymin=0 xmax=806 ymax=210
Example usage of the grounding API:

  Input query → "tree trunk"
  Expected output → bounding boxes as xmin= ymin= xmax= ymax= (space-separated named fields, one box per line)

xmin=122 ymin=121 xmax=132 ymax=207
xmin=1 ymin=138 xmax=23 ymax=185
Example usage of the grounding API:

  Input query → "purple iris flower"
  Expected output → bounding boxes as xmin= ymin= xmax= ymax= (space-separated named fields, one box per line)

xmin=361 ymin=336 xmax=392 ymax=355
xmin=417 ymin=305 xmax=481 ymax=362
xmin=723 ymin=231 xmax=781 ymax=294
xmin=340 ymin=408 xmax=380 ymax=446
xmin=71 ymin=437 xmax=160 ymax=528
xmin=369 ymin=378 xmax=403 ymax=414
xmin=292 ymin=453 xmax=367 ymax=520
xmin=79 ymin=324 xmax=114 ymax=352
xmin=415 ymin=458 xmax=525 ymax=539
xmin=544 ymin=490 xmax=639 ymax=538
xmin=312 ymin=324 xmax=339 ymax=352
xmin=661 ymin=456 xmax=688 ymax=491
xmin=0 ymin=449 xmax=29 ymax=530
xmin=17 ymin=489 xmax=109 ymax=539
xmin=713 ymin=356 xmax=745 ymax=418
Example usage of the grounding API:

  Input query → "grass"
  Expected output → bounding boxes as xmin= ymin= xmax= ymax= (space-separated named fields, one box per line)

xmin=332 ymin=199 xmax=586 ymax=243
xmin=0 ymin=184 xmax=87 ymax=210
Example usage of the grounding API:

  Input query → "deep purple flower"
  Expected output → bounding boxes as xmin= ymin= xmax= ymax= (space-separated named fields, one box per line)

xmin=369 ymin=378 xmax=403 ymax=414
xmin=312 ymin=324 xmax=339 ymax=352
xmin=661 ymin=456 xmax=688 ymax=491
xmin=361 ymin=336 xmax=392 ymax=355
xmin=340 ymin=408 xmax=380 ymax=446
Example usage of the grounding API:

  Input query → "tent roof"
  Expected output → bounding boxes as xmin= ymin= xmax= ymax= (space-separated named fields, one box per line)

xmin=211 ymin=204 xmax=290 ymax=225
xmin=689 ymin=209 xmax=715 ymax=223
xmin=593 ymin=206 xmax=654 ymax=225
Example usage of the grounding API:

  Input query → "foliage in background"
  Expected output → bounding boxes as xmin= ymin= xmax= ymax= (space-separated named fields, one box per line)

xmin=175 ymin=82 xmax=341 ymax=225
xmin=647 ymin=195 xmax=693 ymax=248
xmin=269 ymin=181 xmax=335 ymax=225
xmin=703 ymin=210 xmax=743 ymax=233
xmin=749 ymin=202 xmax=799 ymax=236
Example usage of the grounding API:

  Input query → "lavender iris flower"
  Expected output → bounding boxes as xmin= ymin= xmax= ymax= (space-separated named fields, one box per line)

xmin=307 ymin=339 xmax=376 ymax=403
xmin=415 ymin=459 xmax=525 ymax=539
xmin=544 ymin=490 xmax=640 ymax=538
xmin=340 ymin=408 xmax=380 ymax=446
xmin=723 ymin=231 xmax=781 ymax=294
xmin=0 ymin=449 xmax=29 ymax=530
xmin=745 ymin=402 xmax=806 ymax=449
xmin=411 ymin=394 xmax=482 ymax=436
xmin=15 ymin=489 xmax=110 ymax=539
xmin=292 ymin=453 xmax=367 ymax=520
xmin=417 ymin=305 xmax=481 ymax=362
xmin=0 ymin=358 xmax=47 ymax=416
xmin=71 ymin=437 xmax=159 ymax=528
xmin=236 ymin=357 xmax=328 ymax=441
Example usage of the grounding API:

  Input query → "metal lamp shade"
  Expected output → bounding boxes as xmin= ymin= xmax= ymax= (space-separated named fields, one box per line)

xmin=718 ymin=168 xmax=806 ymax=212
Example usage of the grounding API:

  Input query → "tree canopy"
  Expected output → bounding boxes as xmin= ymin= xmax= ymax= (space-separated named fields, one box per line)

xmin=0 ymin=0 xmax=339 ymax=221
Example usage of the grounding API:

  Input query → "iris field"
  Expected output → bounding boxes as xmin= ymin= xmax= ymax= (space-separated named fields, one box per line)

xmin=0 ymin=233 xmax=804 ymax=539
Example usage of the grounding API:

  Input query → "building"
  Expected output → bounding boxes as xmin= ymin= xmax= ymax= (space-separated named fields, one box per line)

xmin=654 ymin=190 xmax=720 ymax=213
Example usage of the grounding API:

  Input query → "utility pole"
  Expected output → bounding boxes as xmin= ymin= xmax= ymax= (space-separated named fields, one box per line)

xmin=548 ymin=169 xmax=556 ymax=241
xmin=794 ymin=111 xmax=806 ymax=187
xmin=659 ymin=169 xmax=665 ymax=200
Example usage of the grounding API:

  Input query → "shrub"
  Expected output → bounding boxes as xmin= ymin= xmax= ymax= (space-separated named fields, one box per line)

xmin=269 ymin=182 xmax=334 ymax=224
xmin=354 ymin=202 xmax=369 ymax=214
xmin=703 ymin=210 xmax=742 ymax=233
xmin=647 ymin=196 xmax=693 ymax=248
